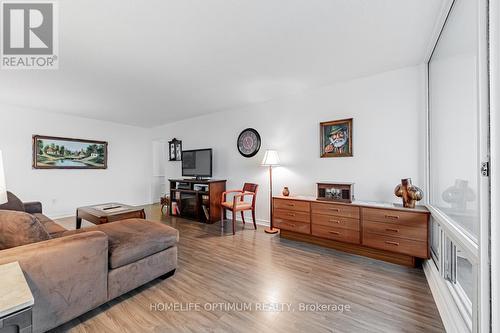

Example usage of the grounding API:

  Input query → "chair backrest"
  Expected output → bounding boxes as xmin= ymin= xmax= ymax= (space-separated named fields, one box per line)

xmin=242 ymin=183 xmax=258 ymax=208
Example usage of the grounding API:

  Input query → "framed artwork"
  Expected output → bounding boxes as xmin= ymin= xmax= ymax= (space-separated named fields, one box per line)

xmin=320 ymin=118 xmax=353 ymax=158
xmin=168 ymin=138 xmax=182 ymax=161
xmin=32 ymin=135 xmax=108 ymax=169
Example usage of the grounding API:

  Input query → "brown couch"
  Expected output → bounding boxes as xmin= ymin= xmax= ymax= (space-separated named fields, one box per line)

xmin=0 ymin=192 xmax=178 ymax=333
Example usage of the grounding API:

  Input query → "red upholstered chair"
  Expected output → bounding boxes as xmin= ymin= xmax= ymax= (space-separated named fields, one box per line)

xmin=220 ymin=183 xmax=258 ymax=235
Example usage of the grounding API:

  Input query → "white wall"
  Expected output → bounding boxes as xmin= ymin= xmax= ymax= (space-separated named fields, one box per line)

xmin=0 ymin=106 xmax=152 ymax=218
xmin=152 ymin=65 xmax=426 ymax=224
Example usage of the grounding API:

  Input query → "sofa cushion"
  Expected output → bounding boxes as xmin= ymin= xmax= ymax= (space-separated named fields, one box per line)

xmin=33 ymin=213 xmax=67 ymax=237
xmin=0 ymin=191 xmax=25 ymax=212
xmin=0 ymin=210 xmax=51 ymax=250
xmin=62 ymin=218 xmax=179 ymax=269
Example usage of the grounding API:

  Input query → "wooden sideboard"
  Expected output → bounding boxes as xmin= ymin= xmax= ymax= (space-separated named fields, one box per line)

xmin=273 ymin=195 xmax=430 ymax=267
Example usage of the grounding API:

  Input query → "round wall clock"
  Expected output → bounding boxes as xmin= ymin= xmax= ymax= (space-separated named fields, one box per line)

xmin=237 ymin=128 xmax=261 ymax=157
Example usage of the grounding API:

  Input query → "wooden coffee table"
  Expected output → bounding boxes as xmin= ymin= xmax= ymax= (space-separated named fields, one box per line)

xmin=76 ymin=203 xmax=146 ymax=229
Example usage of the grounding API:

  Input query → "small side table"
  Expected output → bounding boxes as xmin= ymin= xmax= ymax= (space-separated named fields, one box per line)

xmin=0 ymin=262 xmax=34 ymax=333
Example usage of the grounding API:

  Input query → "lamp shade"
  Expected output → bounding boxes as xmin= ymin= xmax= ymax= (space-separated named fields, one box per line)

xmin=0 ymin=150 xmax=7 ymax=205
xmin=261 ymin=150 xmax=280 ymax=166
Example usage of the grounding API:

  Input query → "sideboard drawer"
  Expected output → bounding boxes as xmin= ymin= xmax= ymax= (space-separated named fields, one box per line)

xmin=312 ymin=224 xmax=360 ymax=244
xmin=362 ymin=232 xmax=428 ymax=258
xmin=311 ymin=202 xmax=360 ymax=219
xmin=274 ymin=209 xmax=310 ymax=223
xmin=274 ymin=199 xmax=310 ymax=212
xmin=274 ymin=218 xmax=310 ymax=234
xmin=312 ymin=214 xmax=360 ymax=231
xmin=361 ymin=208 xmax=428 ymax=226
xmin=363 ymin=220 xmax=427 ymax=242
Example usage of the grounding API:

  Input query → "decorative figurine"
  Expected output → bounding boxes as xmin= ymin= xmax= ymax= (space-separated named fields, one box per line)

xmin=282 ymin=187 xmax=290 ymax=196
xmin=394 ymin=178 xmax=423 ymax=208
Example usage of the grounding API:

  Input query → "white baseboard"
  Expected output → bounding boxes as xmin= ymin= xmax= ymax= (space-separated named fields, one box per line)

xmin=423 ymin=260 xmax=470 ymax=333
xmin=233 ymin=217 xmax=269 ymax=227
xmin=48 ymin=203 xmax=271 ymax=228
xmin=225 ymin=211 xmax=269 ymax=227
xmin=47 ymin=212 xmax=75 ymax=220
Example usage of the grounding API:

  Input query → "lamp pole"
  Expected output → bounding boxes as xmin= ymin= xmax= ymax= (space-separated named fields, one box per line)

xmin=261 ymin=149 xmax=280 ymax=234
xmin=265 ymin=164 xmax=278 ymax=234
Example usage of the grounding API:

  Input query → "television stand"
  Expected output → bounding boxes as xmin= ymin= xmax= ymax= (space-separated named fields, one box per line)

xmin=169 ymin=178 xmax=226 ymax=223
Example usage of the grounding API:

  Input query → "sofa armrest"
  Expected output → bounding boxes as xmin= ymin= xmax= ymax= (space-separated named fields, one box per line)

xmin=0 ymin=231 xmax=109 ymax=333
xmin=23 ymin=201 xmax=43 ymax=214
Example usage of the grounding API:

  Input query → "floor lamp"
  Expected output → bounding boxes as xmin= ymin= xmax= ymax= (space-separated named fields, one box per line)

xmin=261 ymin=150 xmax=280 ymax=234
xmin=0 ymin=150 xmax=7 ymax=205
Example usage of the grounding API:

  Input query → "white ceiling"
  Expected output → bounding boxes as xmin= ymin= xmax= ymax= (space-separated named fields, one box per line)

xmin=0 ymin=0 xmax=444 ymax=127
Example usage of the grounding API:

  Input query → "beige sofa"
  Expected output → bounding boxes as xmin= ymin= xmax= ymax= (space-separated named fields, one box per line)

xmin=0 ymin=192 xmax=178 ymax=333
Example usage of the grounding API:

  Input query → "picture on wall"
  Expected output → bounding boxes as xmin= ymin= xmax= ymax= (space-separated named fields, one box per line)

xmin=320 ymin=118 xmax=353 ymax=157
xmin=32 ymin=135 xmax=108 ymax=169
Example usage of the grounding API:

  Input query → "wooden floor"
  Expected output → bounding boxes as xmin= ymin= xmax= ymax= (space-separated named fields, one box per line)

xmin=51 ymin=204 xmax=444 ymax=333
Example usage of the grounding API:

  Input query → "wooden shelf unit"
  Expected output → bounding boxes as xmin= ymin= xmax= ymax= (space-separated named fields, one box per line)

xmin=169 ymin=179 xmax=226 ymax=223
xmin=273 ymin=195 xmax=430 ymax=267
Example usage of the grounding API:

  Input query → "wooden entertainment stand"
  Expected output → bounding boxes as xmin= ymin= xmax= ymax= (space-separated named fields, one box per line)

xmin=273 ymin=195 xmax=430 ymax=267
xmin=169 ymin=179 xmax=226 ymax=223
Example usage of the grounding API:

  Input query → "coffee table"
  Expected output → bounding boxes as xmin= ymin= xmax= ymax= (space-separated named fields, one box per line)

xmin=76 ymin=203 xmax=146 ymax=229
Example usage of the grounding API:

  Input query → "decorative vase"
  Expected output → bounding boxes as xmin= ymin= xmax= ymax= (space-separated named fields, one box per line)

xmin=394 ymin=178 xmax=423 ymax=208
xmin=282 ymin=187 xmax=290 ymax=197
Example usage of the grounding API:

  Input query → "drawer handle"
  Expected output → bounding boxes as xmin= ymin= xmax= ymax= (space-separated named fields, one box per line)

xmin=286 ymin=203 xmax=295 ymax=207
xmin=385 ymin=228 xmax=399 ymax=233
xmin=329 ymin=231 xmax=340 ymax=235
xmin=283 ymin=222 xmax=296 ymax=227
xmin=329 ymin=219 xmax=341 ymax=224
xmin=330 ymin=208 xmax=341 ymax=212
xmin=385 ymin=214 xmax=400 ymax=220
xmin=385 ymin=241 xmax=400 ymax=246
xmin=287 ymin=213 xmax=296 ymax=217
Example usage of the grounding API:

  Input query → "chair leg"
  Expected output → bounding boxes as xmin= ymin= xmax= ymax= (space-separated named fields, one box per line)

xmin=232 ymin=211 xmax=236 ymax=235
xmin=241 ymin=211 xmax=246 ymax=224
xmin=252 ymin=209 xmax=257 ymax=230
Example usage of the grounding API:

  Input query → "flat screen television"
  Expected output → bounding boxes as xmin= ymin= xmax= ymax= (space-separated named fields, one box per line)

xmin=182 ymin=149 xmax=213 ymax=179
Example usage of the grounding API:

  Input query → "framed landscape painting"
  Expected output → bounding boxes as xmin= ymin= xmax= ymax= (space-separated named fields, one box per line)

xmin=33 ymin=135 xmax=108 ymax=169
xmin=320 ymin=118 xmax=353 ymax=158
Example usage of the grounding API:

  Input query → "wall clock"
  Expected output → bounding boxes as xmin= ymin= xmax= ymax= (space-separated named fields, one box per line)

xmin=237 ymin=128 xmax=261 ymax=157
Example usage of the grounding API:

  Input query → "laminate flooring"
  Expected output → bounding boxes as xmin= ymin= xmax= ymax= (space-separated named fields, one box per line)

xmin=51 ymin=204 xmax=444 ymax=333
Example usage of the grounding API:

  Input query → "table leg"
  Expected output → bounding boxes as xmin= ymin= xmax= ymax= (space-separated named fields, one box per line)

xmin=76 ymin=210 xmax=82 ymax=229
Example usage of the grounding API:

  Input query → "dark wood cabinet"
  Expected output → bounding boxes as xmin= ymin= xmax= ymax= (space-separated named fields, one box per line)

xmin=169 ymin=179 xmax=226 ymax=223
xmin=273 ymin=196 xmax=430 ymax=267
